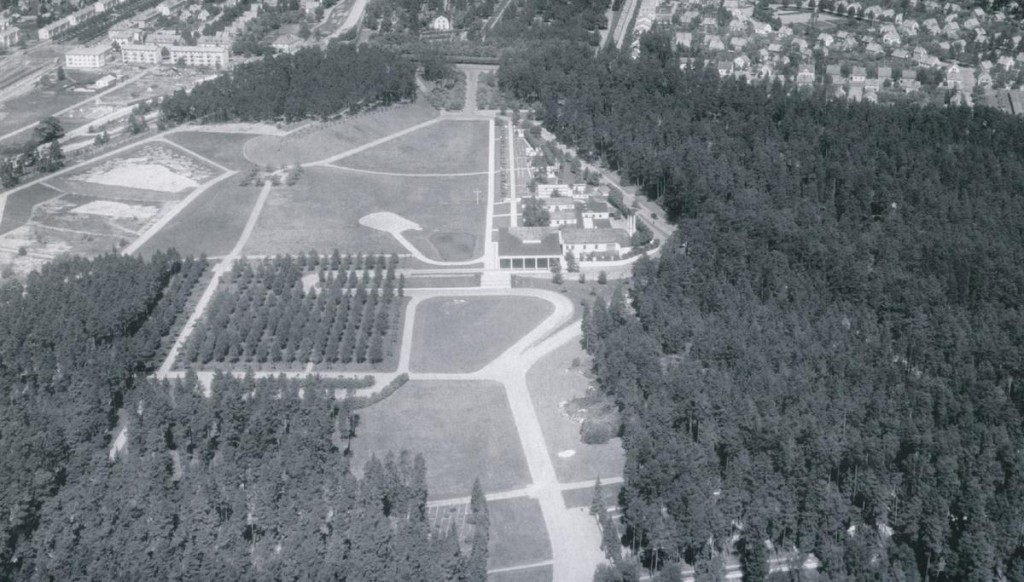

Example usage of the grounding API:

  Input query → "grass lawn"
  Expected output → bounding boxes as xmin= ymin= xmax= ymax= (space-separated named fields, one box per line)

xmin=0 ymin=88 xmax=97 ymax=147
xmin=164 ymin=131 xmax=257 ymax=170
xmin=243 ymin=100 xmax=438 ymax=165
xmin=487 ymin=497 xmax=553 ymax=570
xmin=243 ymin=166 xmax=487 ymax=260
xmin=526 ymin=340 xmax=625 ymax=484
xmin=562 ymin=481 xmax=624 ymax=510
xmin=134 ymin=179 xmax=260 ymax=258
xmin=489 ymin=565 xmax=553 ymax=582
xmin=337 ymin=119 xmax=489 ymax=175
xmin=409 ymin=296 xmax=554 ymax=374
xmin=0 ymin=182 xmax=63 ymax=235
xmin=349 ymin=380 xmax=530 ymax=499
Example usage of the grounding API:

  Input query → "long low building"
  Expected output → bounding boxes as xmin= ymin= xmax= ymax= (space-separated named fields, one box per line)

xmin=167 ymin=45 xmax=229 ymax=67
xmin=121 ymin=43 xmax=160 ymax=64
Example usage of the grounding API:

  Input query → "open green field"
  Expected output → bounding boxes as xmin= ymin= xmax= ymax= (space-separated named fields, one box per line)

xmin=165 ymin=132 xmax=256 ymax=170
xmin=489 ymin=565 xmax=553 ymax=582
xmin=488 ymin=497 xmax=553 ymax=571
xmin=526 ymin=340 xmax=625 ymax=483
xmin=0 ymin=182 xmax=62 ymax=235
xmin=350 ymin=380 xmax=529 ymax=499
xmin=134 ymin=179 xmax=258 ymax=258
xmin=337 ymin=120 xmax=489 ymax=175
xmin=243 ymin=166 xmax=487 ymax=259
xmin=409 ymin=296 xmax=554 ymax=373
xmin=243 ymin=100 xmax=438 ymax=165
xmin=0 ymin=84 xmax=101 ymax=147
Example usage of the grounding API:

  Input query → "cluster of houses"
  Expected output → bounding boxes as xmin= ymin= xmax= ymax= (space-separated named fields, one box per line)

xmin=497 ymin=131 xmax=639 ymax=272
xmin=0 ymin=10 xmax=22 ymax=48
xmin=666 ymin=0 xmax=1024 ymax=102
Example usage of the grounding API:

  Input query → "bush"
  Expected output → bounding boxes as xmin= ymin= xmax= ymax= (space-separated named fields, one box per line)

xmin=581 ymin=416 xmax=616 ymax=444
xmin=598 ymin=271 xmax=608 ymax=284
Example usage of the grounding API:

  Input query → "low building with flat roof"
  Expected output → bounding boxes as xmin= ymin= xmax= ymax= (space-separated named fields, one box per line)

xmin=560 ymin=228 xmax=631 ymax=257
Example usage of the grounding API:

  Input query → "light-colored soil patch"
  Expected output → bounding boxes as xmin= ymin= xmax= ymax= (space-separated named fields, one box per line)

xmin=71 ymin=200 xmax=161 ymax=221
xmin=359 ymin=211 xmax=421 ymax=233
xmin=83 ymin=163 xmax=199 ymax=192
xmin=350 ymin=380 xmax=531 ymax=499
xmin=71 ymin=144 xmax=215 ymax=193
xmin=410 ymin=296 xmax=554 ymax=373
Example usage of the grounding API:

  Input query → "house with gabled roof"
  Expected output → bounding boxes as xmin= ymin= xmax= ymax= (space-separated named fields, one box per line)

xmin=866 ymin=42 xmax=884 ymax=55
xmin=892 ymin=48 xmax=910 ymax=59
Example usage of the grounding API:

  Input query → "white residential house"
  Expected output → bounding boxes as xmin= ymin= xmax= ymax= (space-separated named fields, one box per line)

xmin=817 ymin=32 xmax=834 ymax=47
xmin=900 ymin=19 xmax=919 ymax=35
xmin=674 ymin=31 xmax=692 ymax=48
xmin=892 ymin=48 xmax=910 ymax=60
xmin=851 ymin=66 xmax=867 ymax=82
xmin=733 ymin=54 xmax=751 ymax=69
xmin=865 ymin=42 xmax=883 ymax=55
xmin=922 ymin=18 xmax=940 ymax=34
xmin=717 ymin=59 xmax=734 ymax=77
xmin=882 ymin=31 xmax=901 ymax=45
xmin=706 ymin=35 xmax=725 ymax=50
xmin=767 ymin=42 xmax=781 ymax=53
xmin=943 ymin=21 xmax=960 ymax=37
xmin=998 ymin=55 xmax=1015 ymax=70
xmin=791 ymin=38 xmax=808 ymax=51
xmin=752 ymin=21 xmax=772 ymax=35
xmin=977 ymin=71 xmax=993 ymax=86
xmin=729 ymin=36 xmax=747 ymax=50
xmin=963 ymin=17 xmax=980 ymax=29
xmin=946 ymin=63 xmax=962 ymax=87
xmin=777 ymin=26 xmax=793 ymax=37
xmin=430 ymin=15 xmax=451 ymax=30
xmin=796 ymin=64 xmax=815 ymax=86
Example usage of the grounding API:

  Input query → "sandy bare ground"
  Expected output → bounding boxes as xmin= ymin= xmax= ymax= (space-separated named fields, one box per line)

xmin=70 ymin=200 xmax=159 ymax=221
xmin=359 ymin=211 xmax=421 ymax=233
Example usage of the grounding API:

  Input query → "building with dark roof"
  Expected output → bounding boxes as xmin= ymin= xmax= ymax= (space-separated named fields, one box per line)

xmin=497 ymin=227 xmax=562 ymax=270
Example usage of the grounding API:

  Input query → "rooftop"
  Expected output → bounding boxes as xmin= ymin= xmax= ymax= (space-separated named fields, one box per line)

xmin=68 ymin=45 xmax=112 ymax=56
xmin=498 ymin=227 xmax=562 ymax=257
xmin=560 ymin=228 xmax=631 ymax=246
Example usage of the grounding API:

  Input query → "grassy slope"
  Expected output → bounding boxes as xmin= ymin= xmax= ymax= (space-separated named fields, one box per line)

xmin=349 ymin=379 xmax=531 ymax=499
xmin=409 ymin=296 xmax=554 ymax=374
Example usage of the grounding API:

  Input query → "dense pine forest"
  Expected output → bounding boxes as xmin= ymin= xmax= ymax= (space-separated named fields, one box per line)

xmin=501 ymin=35 xmax=1024 ymax=580
xmin=159 ymin=43 xmax=417 ymax=124
xmin=0 ymin=253 xmax=484 ymax=580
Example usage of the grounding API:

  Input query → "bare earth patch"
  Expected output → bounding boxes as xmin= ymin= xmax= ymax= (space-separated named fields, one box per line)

xmin=358 ymin=211 xmax=421 ymax=233
xmin=71 ymin=144 xmax=215 ymax=193
xmin=71 ymin=200 xmax=161 ymax=221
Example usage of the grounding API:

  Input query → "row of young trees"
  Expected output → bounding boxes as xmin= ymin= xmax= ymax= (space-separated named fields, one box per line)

xmin=0 ymin=251 xmax=209 ymax=579
xmin=159 ymin=43 xmax=417 ymax=124
xmin=28 ymin=371 xmax=489 ymax=579
xmin=508 ymin=33 xmax=1024 ymax=582
xmin=184 ymin=253 xmax=404 ymax=367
